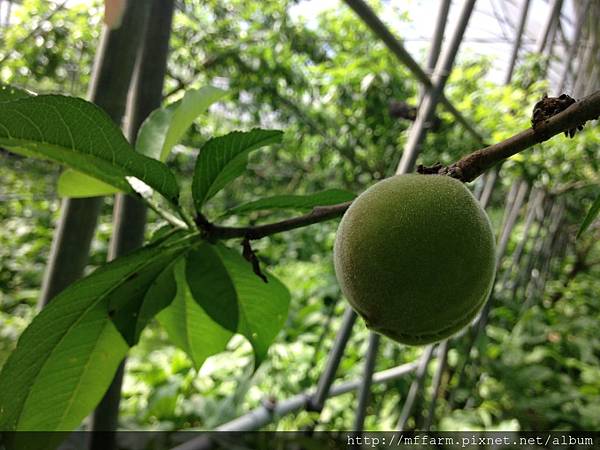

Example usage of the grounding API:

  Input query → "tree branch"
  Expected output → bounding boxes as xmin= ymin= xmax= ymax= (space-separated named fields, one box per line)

xmin=201 ymin=90 xmax=600 ymax=241
xmin=203 ymin=202 xmax=353 ymax=240
xmin=438 ymin=90 xmax=600 ymax=182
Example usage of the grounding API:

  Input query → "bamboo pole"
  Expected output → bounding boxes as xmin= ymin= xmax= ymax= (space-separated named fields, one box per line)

xmin=449 ymin=180 xmax=529 ymax=405
xmin=306 ymin=308 xmax=357 ymax=412
xmin=477 ymin=179 xmax=530 ymax=331
xmin=522 ymin=201 xmax=564 ymax=308
xmin=512 ymin=196 xmax=554 ymax=300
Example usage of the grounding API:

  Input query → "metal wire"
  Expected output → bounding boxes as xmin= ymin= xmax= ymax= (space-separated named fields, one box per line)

xmin=170 ymin=360 xmax=421 ymax=450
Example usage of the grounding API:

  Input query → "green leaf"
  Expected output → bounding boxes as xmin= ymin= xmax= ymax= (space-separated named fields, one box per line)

xmin=0 ymin=233 xmax=189 ymax=432
xmin=136 ymin=86 xmax=227 ymax=162
xmin=157 ymin=258 xmax=233 ymax=370
xmin=184 ymin=242 xmax=290 ymax=366
xmin=577 ymin=194 xmax=600 ymax=238
xmin=57 ymin=169 xmax=122 ymax=198
xmin=135 ymin=260 xmax=179 ymax=339
xmin=107 ymin=254 xmax=184 ymax=346
xmin=223 ymin=189 xmax=356 ymax=216
xmin=136 ymin=106 xmax=175 ymax=160
xmin=0 ymin=95 xmax=180 ymax=204
xmin=0 ymin=84 xmax=33 ymax=102
xmin=192 ymin=129 xmax=283 ymax=212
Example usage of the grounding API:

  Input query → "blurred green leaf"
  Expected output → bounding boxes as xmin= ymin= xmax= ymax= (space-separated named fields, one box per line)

xmin=223 ymin=189 xmax=356 ymax=216
xmin=136 ymin=86 xmax=227 ymax=162
xmin=56 ymin=169 xmax=122 ymax=198
xmin=134 ymin=260 xmax=179 ymax=340
xmin=577 ymin=194 xmax=600 ymax=238
xmin=0 ymin=85 xmax=32 ymax=102
xmin=192 ymin=129 xmax=283 ymax=212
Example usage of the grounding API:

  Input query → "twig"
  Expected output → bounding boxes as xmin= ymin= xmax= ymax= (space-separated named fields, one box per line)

xmin=241 ymin=237 xmax=268 ymax=283
xmin=205 ymin=201 xmax=352 ymax=240
xmin=142 ymin=195 xmax=188 ymax=229
xmin=201 ymin=90 xmax=600 ymax=241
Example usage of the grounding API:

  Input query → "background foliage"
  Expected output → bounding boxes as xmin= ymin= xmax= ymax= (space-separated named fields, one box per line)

xmin=0 ymin=0 xmax=599 ymax=432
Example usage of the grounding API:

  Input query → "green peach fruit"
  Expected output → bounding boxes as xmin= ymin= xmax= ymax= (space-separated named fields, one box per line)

xmin=333 ymin=174 xmax=496 ymax=345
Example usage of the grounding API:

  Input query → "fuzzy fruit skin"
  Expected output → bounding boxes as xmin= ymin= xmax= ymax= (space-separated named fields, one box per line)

xmin=334 ymin=174 xmax=496 ymax=345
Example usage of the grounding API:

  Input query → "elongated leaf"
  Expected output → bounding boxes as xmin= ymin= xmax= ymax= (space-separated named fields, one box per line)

xmin=184 ymin=243 xmax=290 ymax=366
xmin=0 ymin=95 xmax=180 ymax=204
xmin=223 ymin=189 xmax=356 ymax=216
xmin=107 ymin=253 xmax=185 ymax=345
xmin=0 ymin=233 xmax=189 ymax=432
xmin=136 ymin=106 xmax=175 ymax=160
xmin=157 ymin=258 xmax=233 ymax=370
xmin=134 ymin=260 xmax=179 ymax=339
xmin=192 ymin=129 xmax=283 ymax=211
xmin=0 ymin=84 xmax=32 ymax=102
xmin=136 ymin=86 xmax=227 ymax=162
xmin=57 ymin=169 xmax=122 ymax=197
xmin=577 ymin=194 xmax=600 ymax=238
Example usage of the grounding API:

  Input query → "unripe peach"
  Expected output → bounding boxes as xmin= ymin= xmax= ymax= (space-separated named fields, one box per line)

xmin=334 ymin=174 xmax=496 ymax=345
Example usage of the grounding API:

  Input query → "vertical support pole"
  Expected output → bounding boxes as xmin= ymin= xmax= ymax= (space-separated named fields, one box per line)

xmin=88 ymin=2 xmax=175 ymax=450
xmin=38 ymin=1 xmax=152 ymax=308
xmin=557 ymin=0 xmax=590 ymax=93
xmin=307 ymin=308 xmax=357 ymax=412
xmin=500 ymin=189 xmax=545 ymax=291
xmin=587 ymin=64 xmax=599 ymax=95
xmin=513 ymin=195 xmax=553 ymax=300
xmin=423 ymin=339 xmax=449 ymax=431
xmin=573 ymin=32 xmax=596 ymax=98
xmin=479 ymin=166 xmax=499 ymax=209
xmin=396 ymin=0 xmax=477 ymax=174
xmin=449 ymin=180 xmax=529 ymax=405
xmin=522 ymin=200 xmax=563 ymax=307
xmin=417 ymin=0 xmax=451 ymax=103
xmin=477 ymin=180 xmax=529 ymax=330
xmin=524 ymin=201 xmax=565 ymax=306
xmin=3 ymin=0 xmax=12 ymax=27
xmin=536 ymin=217 xmax=565 ymax=300
xmin=396 ymin=345 xmax=435 ymax=431
xmin=353 ymin=333 xmax=380 ymax=431
xmin=535 ymin=0 xmax=563 ymax=54
xmin=504 ymin=0 xmax=531 ymax=85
